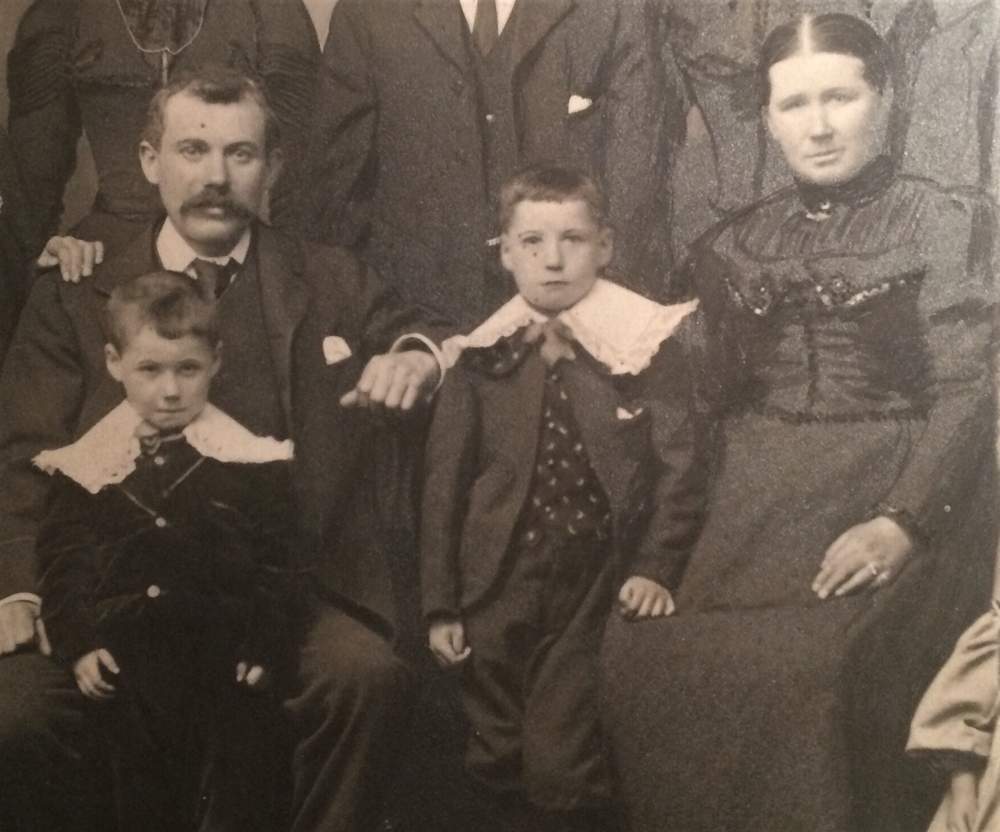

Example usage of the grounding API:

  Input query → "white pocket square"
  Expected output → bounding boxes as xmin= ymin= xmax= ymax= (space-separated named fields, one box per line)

xmin=322 ymin=336 xmax=352 ymax=365
xmin=568 ymin=94 xmax=593 ymax=115
xmin=616 ymin=405 xmax=644 ymax=421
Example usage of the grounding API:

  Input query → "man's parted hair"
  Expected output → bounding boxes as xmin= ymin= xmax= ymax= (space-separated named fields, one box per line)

xmin=499 ymin=164 xmax=609 ymax=232
xmin=104 ymin=271 xmax=220 ymax=352
xmin=142 ymin=64 xmax=281 ymax=153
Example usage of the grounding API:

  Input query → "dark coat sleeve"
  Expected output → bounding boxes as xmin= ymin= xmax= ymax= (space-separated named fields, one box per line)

xmin=34 ymin=475 xmax=103 ymax=665
xmin=6 ymin=0 xmax=82 ymax=256
xmin=230 ymin=461 xmax=304 ymax=672
xmin=419 ymin=363 xmax=480 ymax=621
xmin=626 ymin=325 xmax=707 ymax=589
xmin=0 ymin=275 xmax=90 ymax=599
xmin=303 ymin=0 xmax=376 ymax=246
xmin=880 ymin=192 xmax=1000 ymax=542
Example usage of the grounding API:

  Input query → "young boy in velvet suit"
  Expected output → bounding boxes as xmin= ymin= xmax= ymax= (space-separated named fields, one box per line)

xmin=421 ymin=165 xmax=703 ymax=832
xmin=33 ymin=271 xmax=300 ymax=832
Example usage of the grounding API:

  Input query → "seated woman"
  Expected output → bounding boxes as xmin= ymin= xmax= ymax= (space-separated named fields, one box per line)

xmin=600 ymin=13 xmax=999 ymax=832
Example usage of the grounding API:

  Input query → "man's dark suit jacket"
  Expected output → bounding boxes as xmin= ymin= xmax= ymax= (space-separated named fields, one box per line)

xmin=420 ymin=337 xmax=705 ymax=620
xmin=0 ymin=223 xmax=444 ymax=631
xmin=308 ymin=0 xmax=687 ymax=325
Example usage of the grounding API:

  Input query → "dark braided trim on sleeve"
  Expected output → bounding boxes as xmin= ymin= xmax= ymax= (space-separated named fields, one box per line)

xmin=8 ymin=28 xmax=75 ymax=118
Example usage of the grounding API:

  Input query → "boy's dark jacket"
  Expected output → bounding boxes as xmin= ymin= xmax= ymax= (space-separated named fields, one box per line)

xmin=421 ymin=304 xmax=705 ymax=619
xmin=35 ymin=435 xmax=298 ymax=672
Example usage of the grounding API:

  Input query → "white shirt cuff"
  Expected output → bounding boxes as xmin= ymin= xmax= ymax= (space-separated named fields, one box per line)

xmin=390 ymin=333 xmax=447 ymax=393
xmin=0 ymin=592 xmax=41 ymax=609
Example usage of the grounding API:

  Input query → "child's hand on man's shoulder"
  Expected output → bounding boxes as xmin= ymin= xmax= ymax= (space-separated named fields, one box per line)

xmin=618 ymin=577 xmax=675 ymax=621
xmin=428 ymin=617 xmax=471 ymax=667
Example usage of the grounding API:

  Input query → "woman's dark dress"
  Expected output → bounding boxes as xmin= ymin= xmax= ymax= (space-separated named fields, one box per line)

xmin=601 ymin=161 xmax=999 ymax=832
xmin=7 ymin=0 xmax=318 ymax=257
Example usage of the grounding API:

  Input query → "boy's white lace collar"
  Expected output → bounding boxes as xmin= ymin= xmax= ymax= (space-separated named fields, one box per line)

xmin=442 ymin=279 xmax=698 ymax=375
xmin=33 ymin=401 xmax=294 ymax=494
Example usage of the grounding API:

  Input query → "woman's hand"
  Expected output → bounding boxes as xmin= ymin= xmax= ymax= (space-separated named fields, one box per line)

xmin=812 ymin=516 xmax=914 ymax=600
xmin=945 ymin=769 xmax=978 ymax=832
xmin=618 ymin=576 xmax=676 ymax=620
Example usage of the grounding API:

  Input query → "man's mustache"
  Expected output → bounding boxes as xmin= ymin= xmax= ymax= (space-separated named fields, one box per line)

xmin=180 ymin=191 xmax=255 ymax=220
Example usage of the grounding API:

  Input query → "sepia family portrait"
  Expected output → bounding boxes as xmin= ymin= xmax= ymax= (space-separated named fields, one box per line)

xmin=0 ymin=1 xmax=997 ymax=830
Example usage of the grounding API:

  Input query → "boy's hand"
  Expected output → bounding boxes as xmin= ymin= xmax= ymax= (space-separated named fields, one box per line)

xmin=73 ymin=649 xmax=119 ymax=700
xmin=618 ymin=576 xmax=676 ymax=620
xmin=428 ymin=618 xmax=471 ymax=667
xmin=340 ymin=351 xmax=439 ymax=412
xmin=235 ymin=661 xmax=267 ymax=689
xmin=946 ymin=769 xmax=978 ymax=832
xmin=38 ymin=236 xmax=104 ymax=283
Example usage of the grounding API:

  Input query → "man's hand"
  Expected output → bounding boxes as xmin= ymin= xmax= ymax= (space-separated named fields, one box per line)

xmin=236 ymin=661 xmax=267 ymax=689
xmin=428 ymin=617 xmax=471 ymax=667
xmin=73 ymin=648 xmax=119 ymax=701
xmin=340 ymin=350 xmax=440 ymax=411
xmin=618 ymin=576 xmax=676 ymax=620
xmin=0 ymin=601 xmax=45 ymax=656
xmin=37 ymin=236 xmax=105 ymax=283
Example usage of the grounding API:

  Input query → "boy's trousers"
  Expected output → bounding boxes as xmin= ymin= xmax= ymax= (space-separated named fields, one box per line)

xmin=461 ymin=528 xmax=616 ymax=812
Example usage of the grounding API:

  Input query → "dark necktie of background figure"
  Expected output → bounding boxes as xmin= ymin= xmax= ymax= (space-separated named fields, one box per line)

xmin=190 ymin=258 xmax=237 ymax=299
xmin=472 ymin=0 xmax=499 ymax=55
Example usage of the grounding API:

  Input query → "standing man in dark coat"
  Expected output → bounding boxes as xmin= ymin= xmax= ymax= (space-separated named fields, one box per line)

xmin=0 ymin=66 xmax=447 ymax=832
xmin=307 ymin=0 xmax=687 ymax=326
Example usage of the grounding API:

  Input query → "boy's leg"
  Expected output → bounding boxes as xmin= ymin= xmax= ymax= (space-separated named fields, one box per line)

xmin=0 ymin=651 xmax=106 ymax=832
xmin=521 ymin=536 xmax=618 ymax=818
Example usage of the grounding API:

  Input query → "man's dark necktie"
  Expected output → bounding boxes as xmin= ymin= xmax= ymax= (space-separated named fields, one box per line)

xmin=190 ymin=258 xmax=237 ymax=299
xmin=472 ymin=0 xmax=499 ymax=56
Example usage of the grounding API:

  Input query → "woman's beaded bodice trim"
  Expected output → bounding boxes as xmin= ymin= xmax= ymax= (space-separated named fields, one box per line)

xmin=694 ymin=174 xmax=995 ymax=424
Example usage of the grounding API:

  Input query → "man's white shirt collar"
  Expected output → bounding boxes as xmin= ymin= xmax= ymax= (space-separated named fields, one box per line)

xmin=459 ymin=0 xmax=517 ymax=35
xmin=442 ymin=279 xmax=699 ymax=375
xmin=156 ymin=217 xmax=252 ymax=275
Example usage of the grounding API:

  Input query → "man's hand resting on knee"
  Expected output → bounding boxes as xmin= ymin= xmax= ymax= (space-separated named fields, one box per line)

xmin=0 ymin=601 xmax=51 ymax=656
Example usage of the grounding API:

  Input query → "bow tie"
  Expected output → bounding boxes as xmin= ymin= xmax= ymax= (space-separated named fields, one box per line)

xmin=190 ymin=258 xmax=239 ymax=298
xmin=134 ymin=421 xmax=184 ymax=455
xmin=523 ymin=318 xmax=577 ymax=367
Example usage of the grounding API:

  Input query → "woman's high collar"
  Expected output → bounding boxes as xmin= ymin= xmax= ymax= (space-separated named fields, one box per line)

xmin=795 ymin=155 xmax=896 ymax=218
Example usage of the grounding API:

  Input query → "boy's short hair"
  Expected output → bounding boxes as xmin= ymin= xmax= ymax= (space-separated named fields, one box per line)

xmin=104 ymin=271 xmax=220 ymax=352
xmin=499 ymin=165 xmax=609 ymax=232
xmin=142 ymin=64 xmax=281 ymax=154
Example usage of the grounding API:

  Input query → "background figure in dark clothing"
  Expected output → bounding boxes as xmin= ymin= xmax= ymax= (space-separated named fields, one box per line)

xmin=308 ymin=0 xmax=687 ymax=326
xmin=0 ymin=126 xmax=34 ymax=364
xmin=6 ymin=0 xmax=319 ymax=259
